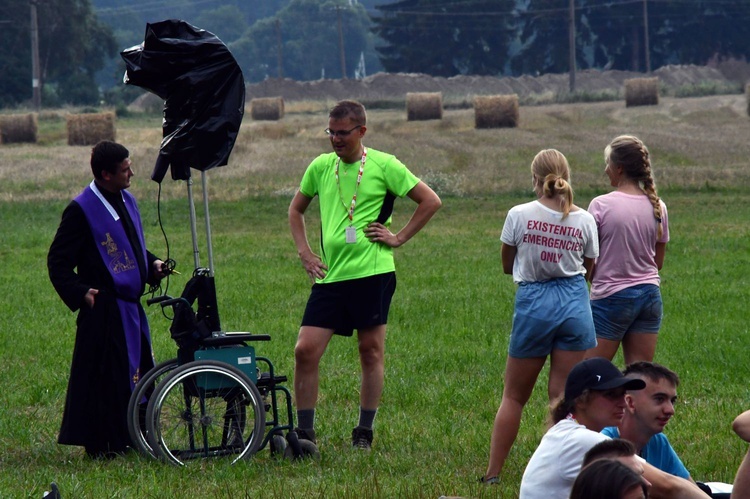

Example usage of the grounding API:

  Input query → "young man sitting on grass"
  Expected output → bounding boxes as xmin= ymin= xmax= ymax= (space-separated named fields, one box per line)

xmin=601 ymin=362 xmax=692 ymax=480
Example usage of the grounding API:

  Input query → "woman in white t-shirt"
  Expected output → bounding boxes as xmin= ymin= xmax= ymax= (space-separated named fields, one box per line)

xmin=481 ymin=149 xmax=599 ymax=483
xmin=585 ymin=135 xmax=669 ymax=364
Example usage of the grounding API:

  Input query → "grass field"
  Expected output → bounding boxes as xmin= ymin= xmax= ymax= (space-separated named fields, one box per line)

xmin=0 ymin=95 xmax=749 ymax=497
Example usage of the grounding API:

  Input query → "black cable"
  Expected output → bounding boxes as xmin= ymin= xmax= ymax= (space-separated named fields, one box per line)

xmin=145 ymin=181 xmax=177 ymax=301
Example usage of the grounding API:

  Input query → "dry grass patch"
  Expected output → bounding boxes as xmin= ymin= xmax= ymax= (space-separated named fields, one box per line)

xmin=241 ymin=122 xmax=299 ymax=141
xmin=280 ymin=99 xmax=333 ymax=115
xmin=3 ymin=94 xmax=750 ymax=202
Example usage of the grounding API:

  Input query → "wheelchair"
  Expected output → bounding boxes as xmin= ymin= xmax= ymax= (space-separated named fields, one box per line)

xmin=127 ymin=269 xmax=319 ymax=465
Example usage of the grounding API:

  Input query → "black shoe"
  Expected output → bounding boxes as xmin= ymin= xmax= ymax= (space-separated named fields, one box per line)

xmin=351 ymin=426 xmax=373 ymax=449
xmin=294 ymin=427 xmax=317 ymax=444
xmin=43 ymin=482 xmax=61 ymax=498
xmin=478 ymin=475 xmax=499 ymax=485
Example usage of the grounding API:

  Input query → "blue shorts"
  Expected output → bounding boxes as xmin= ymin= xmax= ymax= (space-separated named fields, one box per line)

xmin=591 ymin=284 xmax=662 ymax=341
xmin=301 ymin=272 xmax=396 ymax=337
xmin=509 ymin=275 xmax=596 ymax=358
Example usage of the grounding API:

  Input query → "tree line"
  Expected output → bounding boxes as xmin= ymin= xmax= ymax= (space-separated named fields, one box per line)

xmin=1 ymin=0 xmax=749 ymax=108
xmin=373 ymin=0 xmax=750 ymax=77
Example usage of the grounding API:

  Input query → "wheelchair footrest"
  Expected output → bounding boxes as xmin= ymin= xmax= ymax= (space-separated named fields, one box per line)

xmin=257 ymin=371 xmax=288 ymax=386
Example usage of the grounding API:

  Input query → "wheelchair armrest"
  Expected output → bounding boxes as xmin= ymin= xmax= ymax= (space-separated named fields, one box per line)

xmin=147 ymin=295 xmax=172 ymax=306
xmin=224 ymin=332 xmax=271 ymax=342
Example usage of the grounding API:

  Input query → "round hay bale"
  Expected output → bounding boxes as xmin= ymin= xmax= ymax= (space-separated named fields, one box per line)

xmin=128 ymin=92 xmax=163 ymax=114
xmin=0 ymin=113 xmax=38 ymax=144
xmin=406 ymin=92 xmax=443 ymax=121
xmin=250 ymin=97 xmax=285 ymax=121
xmin=624 ymin=77 xmax=660 ymax=107
xmin=67 ymin=112 xmax=116 ymax=146
xmin=474 ymin=94 xmax=519 ymax=129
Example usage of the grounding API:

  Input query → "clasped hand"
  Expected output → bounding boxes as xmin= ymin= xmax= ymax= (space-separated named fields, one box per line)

xmin=364 ymin=222 xmax=402 ymax=248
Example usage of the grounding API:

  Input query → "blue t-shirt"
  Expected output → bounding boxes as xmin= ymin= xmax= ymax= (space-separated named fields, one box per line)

xmin=601 ymin=427 xmax=691 ymax=479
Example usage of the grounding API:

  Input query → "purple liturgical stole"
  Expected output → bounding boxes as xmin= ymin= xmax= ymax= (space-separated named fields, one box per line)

xmin=75 ymin=181 xmax=152 ymax=391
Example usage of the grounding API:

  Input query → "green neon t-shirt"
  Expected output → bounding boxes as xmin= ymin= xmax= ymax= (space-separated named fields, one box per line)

xmin=299 ymin=148 xmax=419 ymax=283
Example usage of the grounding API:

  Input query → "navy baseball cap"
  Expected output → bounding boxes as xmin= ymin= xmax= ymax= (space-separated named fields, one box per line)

xmin=565 ymin=357 xmax=646 ymax=401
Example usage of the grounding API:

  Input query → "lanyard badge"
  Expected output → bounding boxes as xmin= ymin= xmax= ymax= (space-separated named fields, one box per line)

xmin=345 ymin=226 xmax=357 ymax=243
xmin=335 ymin=147 xmax=366 ymax=244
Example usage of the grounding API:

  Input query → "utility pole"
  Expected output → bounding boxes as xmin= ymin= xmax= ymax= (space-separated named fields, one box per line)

xmin=275 ymin=19 xmax=283 ymax=78
xmin=30 ymin=0 xmax=41 ymax=110
xmin=643 ymin=0 xmax=651 ymax=73
xmin=568 ymin=0 xmax=576 ymax=92
xmin=336 ymin=5 xmax=346 ymax=79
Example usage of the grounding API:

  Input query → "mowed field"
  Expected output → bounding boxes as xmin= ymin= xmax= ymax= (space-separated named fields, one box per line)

xmin=0 ymin=94 xmax=749 ymax=497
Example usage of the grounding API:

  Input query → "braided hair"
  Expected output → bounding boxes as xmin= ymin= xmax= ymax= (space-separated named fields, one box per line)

xmin=605 ymin=135 xmax=663 ymax=239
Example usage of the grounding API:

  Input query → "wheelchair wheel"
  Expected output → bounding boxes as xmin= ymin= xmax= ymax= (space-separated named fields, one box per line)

xmin=283 ymin=431 xmax=320 ymax=461
xmin=283 ymin=439 xmax=320 ymax=460
xmin=127 ymin=358 xmax=179 ymax=457
xmin=145 ymin=360 xmax=265 ymax=466
xmin=269 ymin=433 xmax=287 ymax=457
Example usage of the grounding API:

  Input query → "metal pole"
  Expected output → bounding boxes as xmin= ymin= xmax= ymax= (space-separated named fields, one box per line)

xmin=336 ymin=6 xmax=347 ymax=79
xmin=568 ymin=0 xmax=576 ymax=92
xmin=202 ymin=171 xmax=215 ymax=277
xmin=30 ymin=1 xmax=41 ymax=110
xmin=276 ymin=19 xmax=283 ymax=78
xmin=643 ymin=0 xmax=651 ymax=73
xmin=186 ymin=177 xmax=201 ymax=270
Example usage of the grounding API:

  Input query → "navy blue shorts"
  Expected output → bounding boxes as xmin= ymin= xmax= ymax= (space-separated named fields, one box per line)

xmin=591 ymin=284 xmax=663 ymax=340
xmin=301 ymin=272 xmax=396 ymax=337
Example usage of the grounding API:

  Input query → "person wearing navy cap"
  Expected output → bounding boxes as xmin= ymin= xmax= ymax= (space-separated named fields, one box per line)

xmin=519 ymin=357 xmax=710 ymax=499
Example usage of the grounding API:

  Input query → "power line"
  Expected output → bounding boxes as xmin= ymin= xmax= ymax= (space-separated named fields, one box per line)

xmin=95 ymin=0 xmax=226 ymax=17
xmin=370 ymin=2 xmax=750 ymax=32
xmin=373 ymin=0 xmax=750 ymax=18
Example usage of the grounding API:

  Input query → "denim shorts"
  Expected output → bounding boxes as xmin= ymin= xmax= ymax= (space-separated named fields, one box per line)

xmin=509 ymin=275 xmax=597 ymax=358
xmin=591 ymin=284 xmax=663 ymax=341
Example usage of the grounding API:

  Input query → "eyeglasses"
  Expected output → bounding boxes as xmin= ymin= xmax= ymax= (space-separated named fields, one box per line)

xmin=324 ymin=125 xmax=361 ymax=138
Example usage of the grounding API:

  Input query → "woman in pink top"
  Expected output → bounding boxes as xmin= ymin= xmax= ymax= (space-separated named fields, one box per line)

xmin=585 ymin=135 xmax=669 ymax=364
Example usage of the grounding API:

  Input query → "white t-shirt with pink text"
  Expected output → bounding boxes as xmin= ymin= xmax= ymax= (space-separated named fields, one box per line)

xmin=501 ymin=201 xmax=599 ymax=284
xmin=587 ymin=191 xmax=669 ymax=300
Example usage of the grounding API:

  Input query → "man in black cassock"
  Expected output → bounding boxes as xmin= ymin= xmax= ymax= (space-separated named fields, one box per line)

xmin=48 ymin=141 xmax=166 ymax=458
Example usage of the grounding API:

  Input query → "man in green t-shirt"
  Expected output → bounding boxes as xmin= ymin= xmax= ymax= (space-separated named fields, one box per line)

xmin=289 ymin=100 xmax=441 ymax=450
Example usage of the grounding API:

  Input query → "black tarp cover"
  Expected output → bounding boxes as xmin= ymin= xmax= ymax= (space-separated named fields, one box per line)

xmin=120 ymin=19 xmax=245 ymax=182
